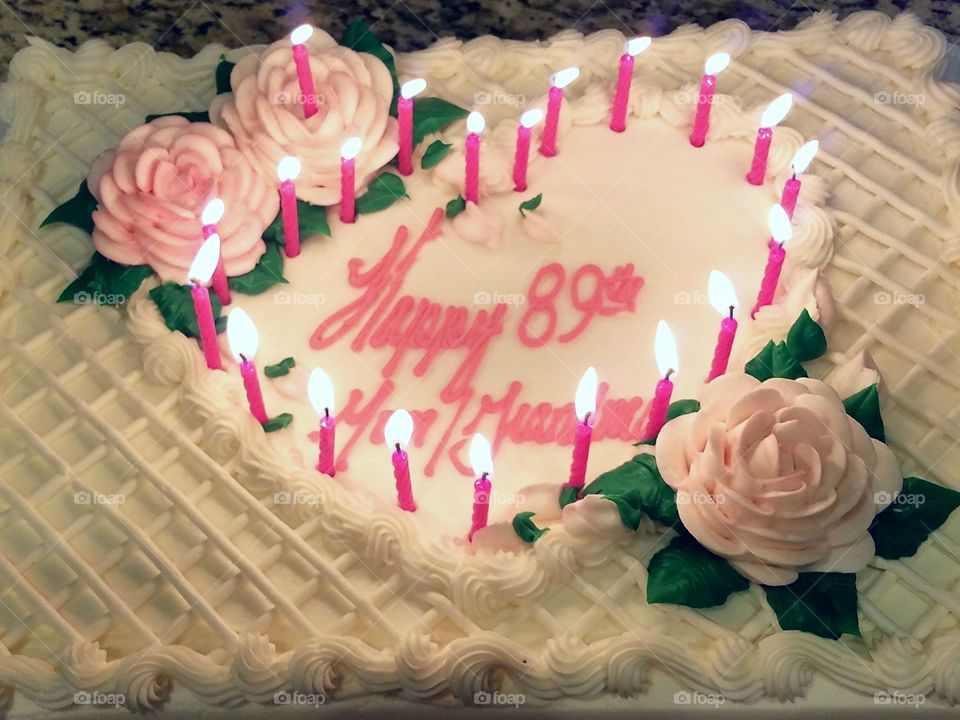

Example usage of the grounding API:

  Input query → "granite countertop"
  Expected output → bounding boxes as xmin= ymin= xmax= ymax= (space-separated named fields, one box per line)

xmin=1 ymin=0 xmax=959 ymax=74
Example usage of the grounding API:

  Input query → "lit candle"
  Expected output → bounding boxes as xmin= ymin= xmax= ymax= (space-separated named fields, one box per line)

xmin=227 ymin=308 xmax=268 ymax=424
xmin=689 ymin=52 xmax=731 ymax=147
xmin=610 ymin=37 xmax=651 ymax=133
xmin=385 ymin=409 xmax=416 ymax=512
xmin=397 ymin=78 xmax=426 ymax=176
xmin=468 ymin=433 xmax=494 ymax=542
xmin=643 ymin=320 xmax=678 ymax=440
xmin=780 ymin=140 xmax=818 ymax=219
xmin=746 ymin=93 xmax=793 ymax=185
xmin=201 ymin=198 xmax=230 ymax=306
xmin=464 ymin=111 xmax=484 ymax=205
xmin=751 ymin=204 xmax=792 ymax=317
xmin=277 ymin=156 xmax=302 ymax=258
xmin=308 ymin=368 xmax=336 ymax=477
xmin=540 ymin=67 xmax=579 ymax=157
xmin=339 ymin=136 xmax=362 ymax=224
xmin=567 ymin=366 xmax=598 ymax=488
xmin=290 ymin=24 xmax=319 ymax=118
xmin=513 ymin=108 xmax=543 ymax=192
xmin=187 ymin=234 xmax=222 ymax=371
xmin=706 ymin=270 xmax=739 ymax=382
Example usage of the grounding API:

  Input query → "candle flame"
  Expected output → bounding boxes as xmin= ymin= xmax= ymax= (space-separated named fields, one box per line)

xmin=467 ymin=111 xmax=485 ymax=134
xmin=290 ymin=24 xmax=313 ymax=45
xmin=575 ymin=366 xmax=598 ymax=422
xmin=277 ymin=155 xmax=302 ymax=182
xmin=769 ymin=204 xmax=792 ymax=245
xmin=550 ymin=67 xmax=580 ymax=89
xmin=469 ymin=433 xmax=494 ymax=477
xmin=201 ymin=198 xmax=225 ymax=226
xmin=385 ymin=409 xmax=414 ymax=449
xmin=520 ymin=108 xmax=544 ymax=128
xmin=400 ymin=78 xmax=427 ymax=99
xmin=625 ymin=36 xmax=652 ymax=56
xmin=227 ymin=307 xmax=259 ymax=363
xmin=708 ymin=270 xmax=738 ymax=316
xmin=307 ymin=367 xmax=336 ymax=416
xmin=654 ymin=320 xmax=679 ymax=378
xmin=340 ymin=136 xmax=363 ymax=160
xmin=791 ymin=139 xmax=819 ymax=174
xmin=704 ymin=52 xmax=731 ymax=75
xmin=188 ymin=233 xmax=220 ymax=285
xmin=760 ymin=93 xmax=793 ymax=128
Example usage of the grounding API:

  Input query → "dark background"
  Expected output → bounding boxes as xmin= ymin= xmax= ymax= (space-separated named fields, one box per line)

xmin=1 ymin=0 xmax=958 ymax=73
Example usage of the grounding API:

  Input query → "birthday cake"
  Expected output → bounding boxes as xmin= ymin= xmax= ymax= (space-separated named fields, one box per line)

xmin=2 ymin=9 xmax=960 ymax=716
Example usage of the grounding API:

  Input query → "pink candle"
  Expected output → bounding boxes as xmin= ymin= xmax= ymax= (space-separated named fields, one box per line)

xmin=386 ymin=409 xmax=416 ymax=511
xmin=467 ymin=433 xmax=494 ymax=542
xmin=187 ymin=234 xmax=223 ymax=370
xmin=643 ymin=320 xmax=678 ymax=440
xmin=567 ymin=366 xmax=597 ymax=488
xmin=277 ymin=156 xmax=302 ymax=258
xmin=464 ymin=111 xmax=484 ymax=205
xmin=610 ymin=37 xmax=650 ymax=133
xmin=290 ymin=25 xmax=319 ymax=118
xmin=201 ymin=199 xmax=230 ymax=306
xmin=318 ymin=411 xmax=336 ymax=476
xmin=227 ymin=308 xmax=268 ymax=424
xmin=340 ymin=137 xmax=361 ymax=224
xmin=751 ymin=204 xmax=792 ymax=317
xmin=513 ymin=109 xmax=543 ymax=192
xmin=309 ymin=368 xmax=337 ymax=477
xmin=746 ymin=93 xmax=793 ymax=185
xmin=780 ymin=140 xmax=819 ymax=219
xmin=239 ymin=356 xmax=269 ymax=424
xmin=706 ymin=270 xmax=739 ymax=382
xmin=540 ymin=67 xmax=579 ymax=157
xmin=397 ymin=79 xmax=425 ymax=176
xmin=689 ymin=53 xmax=730 ymax=147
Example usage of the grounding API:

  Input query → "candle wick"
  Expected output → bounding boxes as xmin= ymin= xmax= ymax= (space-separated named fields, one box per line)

xmin=239 ymin=353 xmax=247 ymax=363
xmin=481 ymin=472 xmax=489 ymax=481
xmin=665 ymin=368 xmax=675 ymax=380
xmin=324 ymin=407 xmax=330 ymax=418
xmin=728 ymin=305 xmax=735 ymax=319
xmin=190 ymin=277 xmax=200 ymax=287
xmin=583 ymin=411 xmax=592 ymax=426
xmin=395 ymin=442 xmax=402 ymax=453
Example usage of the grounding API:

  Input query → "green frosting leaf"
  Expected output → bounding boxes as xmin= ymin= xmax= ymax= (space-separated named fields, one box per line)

xmin=870 ymin=477 xmax=960 ymax=559
xmin=582 ymin=452 xmax=679 ymax=530
xmin=263 ymin=198 xmax=331 ymax=247
xmin=744 ymin=340 xmax=808 ymax=382
xmin=144 ymin=111 xmax=211 ymax=123
xmin=56 ymin=252 xmax=153 ymax=306
xmin=445 ymin=195 xmax=466 ymax=219
xmin=764 ymin=572 xmax=860 ymax=640
xmin=148 ymin=282 xmax=223 ymax=339
xmin=420 ymin=139 xmax=452 ymax=169
xmin=785 ymin=309 xmax=827 ymax=362
xmin=411 ymin=97 xmax=469 ymax=145
xmin=518 ymin=193 xmax=543 ymax=216
xmin=842 ymin=384 xmax=885 ymax=442
xmin=647 ymin=534 xmax=750 ymax=609
xmin=41 ymin=180 xmax=98 ymax=235
xmin=263 ymin=413 xmax=294 ymax=433
xmin=341 ymin=19 xmax=399 ymax=114
xmin=637 ymin=399 xmax=700 ymax=445
xmin=512 ymin=511 xmax=549 ymax=543
xmin=558 ymin=484 xmax=580 ymax=509
xmin=228 ymin=242 xmax=287 ymax=295
xmin=264 ymin=357 xmax=296 ymax=379
xmin=356 ymin=173 xmax=408 ymax=215
xmin=215 ymin=54 xmax=235 ymax=95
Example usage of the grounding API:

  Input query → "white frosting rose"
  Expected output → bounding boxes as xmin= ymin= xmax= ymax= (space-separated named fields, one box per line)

xmin=656 ymin=373 xmax=902 ymax=586
xmin=87 ymin=115 xmax=278 ymax=282
xmin=210 ymin=30 xmax=398 ymax=205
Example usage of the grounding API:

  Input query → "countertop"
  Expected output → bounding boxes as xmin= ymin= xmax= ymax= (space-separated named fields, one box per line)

xmin=2 ymin=0 xmax=959 ymax=74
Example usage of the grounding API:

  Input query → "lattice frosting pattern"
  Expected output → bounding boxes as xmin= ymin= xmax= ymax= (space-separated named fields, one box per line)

xmin=1 ymin=10 xmax=960 ymax=714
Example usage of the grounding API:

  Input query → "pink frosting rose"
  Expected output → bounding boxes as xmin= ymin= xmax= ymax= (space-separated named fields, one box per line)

xmin=656 ymin=374 xmax=901 ymax=586
xmin=210 ymin=30 xmax=398 ymax=206
xmin=87 ymin=115 xmax=278 ymax=282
